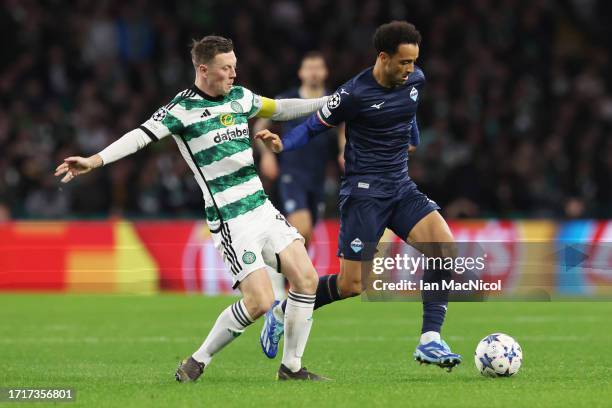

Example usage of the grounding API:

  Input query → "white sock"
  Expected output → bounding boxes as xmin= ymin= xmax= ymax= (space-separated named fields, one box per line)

xmin=420 ymin=330 xmax=441 ymax=344
xmin=192 ymin=299 xmax=253 ymax=365
xmin=273 ymin=301 xmax=285 ymax=321
xmin=267 ymin=266 xmax=286 ymax=301
xmin=282 ymin=291 xmax=316 ymax=372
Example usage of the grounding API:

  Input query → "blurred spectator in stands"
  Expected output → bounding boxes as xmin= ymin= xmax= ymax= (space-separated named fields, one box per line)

xmin=0 ymin=0 xmax=609 ymax=219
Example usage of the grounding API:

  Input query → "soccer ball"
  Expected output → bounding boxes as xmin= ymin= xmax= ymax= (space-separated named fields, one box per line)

xmin=474 ymin=333 xmax=523 ymax=377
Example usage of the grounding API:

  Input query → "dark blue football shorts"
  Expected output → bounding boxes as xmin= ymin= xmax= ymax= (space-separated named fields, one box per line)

xmin=337 ymin=181 xmax=440 ymax=261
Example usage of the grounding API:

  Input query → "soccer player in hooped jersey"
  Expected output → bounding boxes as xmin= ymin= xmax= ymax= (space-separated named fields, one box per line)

xmin=54 ymin=36 xmax=329 ymax=381
xmin=256 ymin=21 xmax=462 ymax=370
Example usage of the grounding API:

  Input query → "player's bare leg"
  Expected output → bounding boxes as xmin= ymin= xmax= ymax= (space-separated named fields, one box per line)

xmin=261 ymin=209 xmax=319 ymax=360
xmin=266 ymin=210 xmax=312 ymax=307
xmin=407 ymin=210 xmax=462 ymax=371
xmin=287 ymin=209 xmax=314 ymax=247
xmin=266 ymin=209 xmax=313 ymax=311
xmin=270 ymin=210 xmax=313 ymax=302
xmin=407 ymin=210 xmax=454 ymax=247
xmin=275 ymin=240 xmax=329 ymax=380
xmin=262 ymin=230 xmax=384 ymax=359
xmin=336 ymin=258 xmax=367 ymax=297
xmin=336 ymin=228 xmax=394 ymax=297
xmin=176 ymin=268 xmax=274 ymax=382
xmin=261 ymin=222 xmax=391 ymax=360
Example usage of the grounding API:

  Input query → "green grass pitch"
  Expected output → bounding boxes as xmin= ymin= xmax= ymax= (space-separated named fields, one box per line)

xmin=1 ymin=294 xmax=611 ymax=407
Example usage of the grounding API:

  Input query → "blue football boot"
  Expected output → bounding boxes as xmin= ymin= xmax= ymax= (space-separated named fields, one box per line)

xmin=260 ymin=300 xmax=284 ymax=359
xmin=414 ymin=339 xmax=462 ymax=372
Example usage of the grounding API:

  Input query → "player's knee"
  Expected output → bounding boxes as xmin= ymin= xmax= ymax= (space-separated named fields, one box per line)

xmin=243 ymin=289 xmax=275 ymax=319
xmin=303 ymin=269 xmax=318 ymax=293
xmin=251 ymin=297 xmax=275 ymax=319
xmin=290 ymin=268 xmax=318 ymax=295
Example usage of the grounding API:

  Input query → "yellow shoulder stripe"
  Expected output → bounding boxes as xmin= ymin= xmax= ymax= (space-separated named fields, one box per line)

xmin=255 ymin=97 xmax=277 ymax=118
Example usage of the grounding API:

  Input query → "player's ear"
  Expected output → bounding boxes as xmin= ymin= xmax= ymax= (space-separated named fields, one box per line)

xmin=198 ymin=64 xmax=208 ymax=78
xmin=378 ymin=52 xmax=390 ymax=63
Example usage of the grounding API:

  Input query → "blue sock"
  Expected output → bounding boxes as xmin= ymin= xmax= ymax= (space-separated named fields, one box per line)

xmin=421 ymin=302 xmax=448 ymax=334
xmin=281 ymin=274 xmax=340 ymax=312
xmin=420 ymin=268 xmax=450 ymax=334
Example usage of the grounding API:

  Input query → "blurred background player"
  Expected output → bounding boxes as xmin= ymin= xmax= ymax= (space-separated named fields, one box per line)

xmin=255 ymin=52 xmax=337 ymax=248
xmin=54 ymin=35 xmax=329 ymax=381
xmin=257 ymin=21 xmax=462 ymax=370
xmin=253 ymin=53 xmax=341 ymax=331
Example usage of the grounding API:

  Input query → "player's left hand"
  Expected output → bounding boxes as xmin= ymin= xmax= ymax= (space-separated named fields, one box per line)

xmin=54 ymin=155 xmax=101 ymax=183
xmin=254 ymin=130 xmax=284 ymax=153
xmin=408 ymin=144 xmax=416 ymax=156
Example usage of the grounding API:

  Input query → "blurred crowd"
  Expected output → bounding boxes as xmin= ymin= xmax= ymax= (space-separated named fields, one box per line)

xmin=1 ymin=0 xmax=611 ymax=220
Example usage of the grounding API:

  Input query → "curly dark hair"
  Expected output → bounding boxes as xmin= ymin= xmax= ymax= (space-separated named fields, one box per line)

xmin=373 ymin=21 xmax=421 ymax=55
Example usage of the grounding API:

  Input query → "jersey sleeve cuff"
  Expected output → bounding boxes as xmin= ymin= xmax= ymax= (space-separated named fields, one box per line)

xmin=316 ymin=111 xmax=334 ymax=128
xmin=138 ymin=125 xmax=158 ymax=142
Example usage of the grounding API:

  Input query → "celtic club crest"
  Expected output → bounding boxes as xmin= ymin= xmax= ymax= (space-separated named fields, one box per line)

xmin=242 ymin=251 xmax=256 ymax=264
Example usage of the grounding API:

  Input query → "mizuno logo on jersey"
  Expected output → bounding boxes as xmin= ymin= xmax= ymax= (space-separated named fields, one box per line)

xmin=371 ymin=101 xmax=385 ymax=109
xmin=340 ymin=88 xmax=349 ymax=95
xmin=213 ymin=126 xmax=249 ymax=143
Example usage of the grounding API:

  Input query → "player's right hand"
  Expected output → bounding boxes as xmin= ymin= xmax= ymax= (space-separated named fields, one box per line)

xmin=254 ymin=129 xmax=283 ymax=153
xmin=54 ymin=155 xmax=101 ymax=183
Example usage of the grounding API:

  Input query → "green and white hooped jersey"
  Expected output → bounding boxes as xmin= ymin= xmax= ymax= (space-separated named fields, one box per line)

xmin=139 ymin=85 xmax=266 ymax=231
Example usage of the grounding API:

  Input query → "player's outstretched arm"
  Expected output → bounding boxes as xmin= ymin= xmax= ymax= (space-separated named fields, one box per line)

xmin=254 ymin=86 xmax=356 ymax=152
xmin=254 ymin=110 xmax=331 ymax=153
xmin=278 ymin=112 xmax=332 ymax=152
xmin=54 ymin=127 xmax=154 ymax=183
xmin=255 ymin=96 xmax=328 ymax=121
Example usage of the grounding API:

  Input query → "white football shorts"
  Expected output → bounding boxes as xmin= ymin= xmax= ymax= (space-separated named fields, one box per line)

xmin=210 ymin=200 xmax=303 ymax=288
